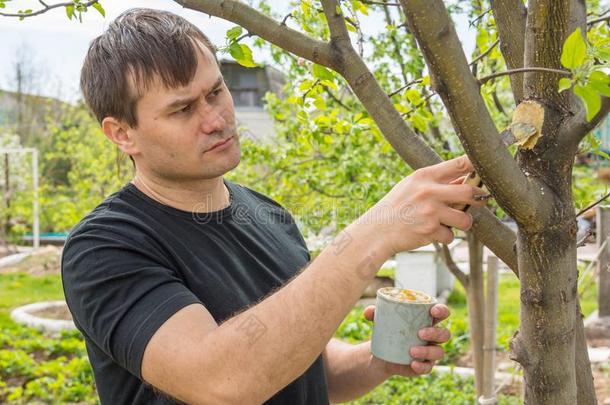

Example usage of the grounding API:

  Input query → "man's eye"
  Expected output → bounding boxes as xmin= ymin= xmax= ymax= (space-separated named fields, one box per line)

xmin=177 ymin=104 xmax=193 ymax=114
xmin=211 ymin=88 xmax=222 ymax=97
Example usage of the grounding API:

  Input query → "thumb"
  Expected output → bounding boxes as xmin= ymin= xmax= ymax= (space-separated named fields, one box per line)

xmin=363 ymin=305 xmax=375 ymax=321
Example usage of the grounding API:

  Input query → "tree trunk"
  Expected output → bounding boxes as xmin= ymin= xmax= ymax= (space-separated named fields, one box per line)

xmin=596 ymin=205 xmax=610 ymax=317
xmin=510 ymin=218 xmax=579 ymax=404
xmin=467 ymin=231 xmax=485 ymax=397
xmin=3 ymin=154 xmax=10 ymax=236
xmin=482 ymin=255 xmax=499 ymax=404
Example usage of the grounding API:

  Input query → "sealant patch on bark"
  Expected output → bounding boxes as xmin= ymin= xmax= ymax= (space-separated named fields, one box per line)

xmin=509 ymin=100 xmax=545 ymax=149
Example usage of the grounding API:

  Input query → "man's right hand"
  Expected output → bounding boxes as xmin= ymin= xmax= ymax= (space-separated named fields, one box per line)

xmin=358 ymin=155 xmax=489 ymax=257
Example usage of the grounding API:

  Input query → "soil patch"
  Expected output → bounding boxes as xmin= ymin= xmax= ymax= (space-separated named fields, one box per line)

xmin=30 ymin=305 xmax=73 ymax=321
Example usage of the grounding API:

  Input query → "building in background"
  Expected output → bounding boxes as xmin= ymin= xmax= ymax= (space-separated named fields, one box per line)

xmin=220 ymin=60 xmax=285 ymax=143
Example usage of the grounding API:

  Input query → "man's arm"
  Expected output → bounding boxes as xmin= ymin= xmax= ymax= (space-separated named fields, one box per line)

xmin=141 ymin=156 xmax=484 ymax=404
xmin=322 ymin=339 xmax=389 ymax=403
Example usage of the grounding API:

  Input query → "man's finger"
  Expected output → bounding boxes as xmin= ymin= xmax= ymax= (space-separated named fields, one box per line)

xmin=410 ymin=344 xmax=445 ymax=361
xmin=438 ymin=206 xmax=474 ymax=232
xmin=430 ymin=304 xmax=450 ymax=321
xmin=363 ymin=305 xmax=375 ymax=321
xmin=418 ymin=327 xmax=451 ymax=343
xmin=435 ymin=184 xmax=490 ymax=206
xmin=418 ymin=155 xmax=474 ymax=184
xmin=410 ymin=360 xmax=434 ymax=375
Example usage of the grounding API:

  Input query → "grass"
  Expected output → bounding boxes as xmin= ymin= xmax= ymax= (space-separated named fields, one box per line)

xmin=0 ymin=272 xmax=65 ymax=328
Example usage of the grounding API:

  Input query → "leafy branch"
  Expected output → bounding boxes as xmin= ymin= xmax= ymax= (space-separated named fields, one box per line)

xmin=0 ymin=0 xmax=103 ymax=20
xmin=478 ymin=67 xmax=571 ymax=86
xmin=388 ymin=78 xmax=422 ymax=98
xmin=576 ymin=191 xmax=610 ymax=218
xmin=469 ymin=39 xmax=500 ymax=67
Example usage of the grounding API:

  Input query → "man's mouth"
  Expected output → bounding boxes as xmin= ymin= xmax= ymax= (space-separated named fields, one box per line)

xmin=205 ymin=136 xmax=235 ymax=153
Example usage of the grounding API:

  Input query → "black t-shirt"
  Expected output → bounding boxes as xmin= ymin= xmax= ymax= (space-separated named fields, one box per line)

xmin=61 ymin=180 xmax=329 ymax=404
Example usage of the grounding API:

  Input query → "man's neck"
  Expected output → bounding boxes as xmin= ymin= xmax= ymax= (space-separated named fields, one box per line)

xmin=131 ymin=171 xmax=230 ymax=213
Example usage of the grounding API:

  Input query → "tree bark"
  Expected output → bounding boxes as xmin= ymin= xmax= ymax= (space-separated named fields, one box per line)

xmin=489 ymin=0 xmax=527 ymax=104
xmin=510 ymin=220 xmax=578 ymax=404
xmin=467 ymin=232 xmax=485 ymax=398
xmin=596 ymin=205 xmax=610 ymax=317
xmin=523 ymin=0 xmax=571 ymax=111
xmin=483 ymin=255 xmax=499 ymax=404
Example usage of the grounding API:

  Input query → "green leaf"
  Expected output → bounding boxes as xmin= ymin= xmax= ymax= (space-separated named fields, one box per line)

xmin=301 ymin=0 xmax=311 ymax=18
xmin=410 ymin=112 xmax=429 ymax=133
xmin=65 ymin=4 xmax=74 ymax=20
xmin=405 ymin=89 xmax=422 ymax=105
xmin=226 ymin=26 xmax=242 ymax=41
xmin=352 ymin=0 xmax=368 ymax=15
xmin=574 ymin=84 xmax=601 ymax=121
xmin=312 ymin=64 xmax=334 ymax=81
xmin=92 ymin=2 xmax=105 ymax=17
xmin=229 ymin=42 xmax=244 ymax=60
xmin=298 ymin=79 xmax=314 ymax=91
xmin=346 ymin=23 xmax=358 ymax=33
xmin=589 ymin=70 xmax=610 ymax=96
xmin=561 ymin=28 xmax=587 ymax=69
xmin=558 ymin=77 xmax=572 ymax=93
xmin=590 ymin=70 xmax=610 ymax=84
xmin=231 ymin=43 xmax=257 ymax=68
xmin=589 ymin=71 xmax=610 ymax=97
xmin=476 ymin=28 xmax=489 ymax=50
xmin=320 ymin=79 xmax=338 ymax=91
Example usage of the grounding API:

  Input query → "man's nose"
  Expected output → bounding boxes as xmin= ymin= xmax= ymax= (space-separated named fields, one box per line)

xmin=198 ymin=104 xmax=226 ymax=134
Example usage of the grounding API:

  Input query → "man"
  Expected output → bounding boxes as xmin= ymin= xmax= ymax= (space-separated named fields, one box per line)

xmin=62 ymin=8 xmax=488 ymax=405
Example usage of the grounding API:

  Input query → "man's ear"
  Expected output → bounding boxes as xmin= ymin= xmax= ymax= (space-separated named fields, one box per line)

xmin=101 ymin=117 xmax=139 ymax=156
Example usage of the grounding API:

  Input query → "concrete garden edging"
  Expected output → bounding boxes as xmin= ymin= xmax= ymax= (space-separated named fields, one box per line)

xmin=10 ymin=300 xmax=76 ymax=333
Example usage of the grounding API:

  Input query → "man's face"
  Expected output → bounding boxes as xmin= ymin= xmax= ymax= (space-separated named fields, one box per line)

xmin=127 ymin=43 xmax=240 ymax=182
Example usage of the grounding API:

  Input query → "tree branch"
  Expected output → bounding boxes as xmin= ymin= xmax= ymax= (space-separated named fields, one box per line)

xmin=0 ymin=0 xmax=99 ymax=18
xmin=523 ymin=0 xmax=571 ymax=111
xmin=469 ymin=38 xmax=500 ymax=67
xmin=320 ymin=0 xmax=351 ymax=46
xmin=399 ymin=0 xmax=551 ymax=227
xmin=359 ymin=0 xmax=401 ymax=6
xmin=175 ymin=0 xmax=333 ymax=67
xmin=388 ymin=79 xmax=422 ymax=98
xmin=570 ymin=0 xmax=587 ymax=37
xmin=382 ymin=3 xmax=409 ymax=84
xmin=563 ymin=96 xmax=610 ymax=144
xmin=469 ymin=8 xmax=492 ymax=28
xmin=576 ymin=191 xmax=610 ymax=218
xmin=478 ymin=67 xmax=571 ymax=86
xmin=489 ymin=0 xmax=527 ymax=104
xmin=588 ymin=14 xmax=610 ymax=25
xmin=434 ymin=242 xmax=469 ymax=287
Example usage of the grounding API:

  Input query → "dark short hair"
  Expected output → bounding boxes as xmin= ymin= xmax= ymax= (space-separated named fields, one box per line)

xmin=80 ymin=8 xmax=218 ymax=128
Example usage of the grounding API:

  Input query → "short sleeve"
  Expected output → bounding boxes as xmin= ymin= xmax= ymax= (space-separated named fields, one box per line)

xmin=61 ymin=224 xmax=202 ymax=379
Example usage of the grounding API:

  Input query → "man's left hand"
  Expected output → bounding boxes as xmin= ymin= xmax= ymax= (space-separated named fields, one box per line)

xmin=363 ymin=304 xmax=451 ymax=377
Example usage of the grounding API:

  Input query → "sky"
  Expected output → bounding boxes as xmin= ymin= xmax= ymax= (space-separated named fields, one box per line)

xmin=0 ymin=0 xmax=475 ymax=103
